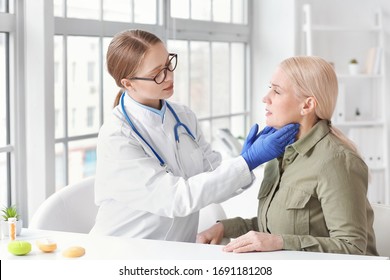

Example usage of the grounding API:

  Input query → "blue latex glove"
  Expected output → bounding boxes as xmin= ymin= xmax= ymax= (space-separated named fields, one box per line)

xmin=242 ymin=123 xmax=299 ymax=171
xmin=241 ymin=124 xmax=276 ymax=155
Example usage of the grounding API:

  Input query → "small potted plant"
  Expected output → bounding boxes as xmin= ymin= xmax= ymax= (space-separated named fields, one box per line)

xmin=348 ymin=58 xmax=359 ymax=75
xmin=1 ymin=205 xmax=23 ymax=236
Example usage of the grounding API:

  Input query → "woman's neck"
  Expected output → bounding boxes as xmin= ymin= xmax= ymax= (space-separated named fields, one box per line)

xmin=296 ymin=115 xmax=319 ymax=140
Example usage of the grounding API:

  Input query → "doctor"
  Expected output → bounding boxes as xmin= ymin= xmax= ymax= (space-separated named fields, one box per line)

xmin=90 ymin=29 xmax=299 ymax=242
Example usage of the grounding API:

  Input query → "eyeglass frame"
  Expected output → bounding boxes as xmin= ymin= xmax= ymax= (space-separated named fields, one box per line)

xmin=128 ymin=53 xmax=177 ymax=85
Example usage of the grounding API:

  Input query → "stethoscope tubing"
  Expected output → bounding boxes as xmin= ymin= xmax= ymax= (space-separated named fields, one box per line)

xmin=120 ymin=92 xmax=196 ymax=168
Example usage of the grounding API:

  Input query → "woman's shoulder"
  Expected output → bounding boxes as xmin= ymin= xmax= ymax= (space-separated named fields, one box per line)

xmin=320 ymin=133 xmax=367 ymax=170
xmin=98 ymin=107 xmax=133 ymax=139
xmin=166 ymin=100 xmax=194 ymax=115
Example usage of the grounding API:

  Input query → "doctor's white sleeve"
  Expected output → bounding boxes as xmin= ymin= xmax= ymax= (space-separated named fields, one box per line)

xmin=94 ymin=127 xmax=254 ymax=219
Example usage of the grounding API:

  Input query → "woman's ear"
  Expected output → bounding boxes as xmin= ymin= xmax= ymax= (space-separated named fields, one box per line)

xmin=121 ymin=78 xmax=132 ymax=90
xmin=300 ymin=97 xmax=317 ymax=115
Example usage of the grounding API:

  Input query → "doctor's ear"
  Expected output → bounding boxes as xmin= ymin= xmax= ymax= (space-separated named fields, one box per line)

xmin=300 ymin=96 xmax=317 ymax=115
xmin=121 ymin=78 xmax=132 ymax=90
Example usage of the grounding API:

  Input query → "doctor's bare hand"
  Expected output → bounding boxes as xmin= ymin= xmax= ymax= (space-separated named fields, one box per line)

xmin=223 ymin=231 xmax=283 ymax=253
xmin=196 ymin=222 xmax=225 ymax=244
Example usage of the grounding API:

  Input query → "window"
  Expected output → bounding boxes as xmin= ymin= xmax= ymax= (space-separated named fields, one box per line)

xmin=0 ymin=32 xmax=9 ymax=207
xmin=0 ymin=0 xmax=12 ymax=208
xmin=53 ymin=0 xmax=250 ymax=189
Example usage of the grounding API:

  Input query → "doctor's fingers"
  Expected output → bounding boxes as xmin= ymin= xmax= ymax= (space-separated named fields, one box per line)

xmin=273 ymin=124 xmax=299 ymax=143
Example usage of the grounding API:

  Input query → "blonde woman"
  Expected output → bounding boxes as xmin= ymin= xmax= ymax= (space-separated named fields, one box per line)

xmin=197 ymin=56 xmax=378 ymax=255
xmin=90 ymin=30 xmax=299 ymax=241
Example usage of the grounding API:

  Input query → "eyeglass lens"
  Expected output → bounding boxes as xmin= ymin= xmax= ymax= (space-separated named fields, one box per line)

xmin=155 ymin=54 xmax=177 ymax=84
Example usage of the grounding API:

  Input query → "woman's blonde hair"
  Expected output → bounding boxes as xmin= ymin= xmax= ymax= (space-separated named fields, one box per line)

xmin=279 ymin=56 xmax=358 ymax=153
xmin=106 ymin=29 xmax=163 ymax=107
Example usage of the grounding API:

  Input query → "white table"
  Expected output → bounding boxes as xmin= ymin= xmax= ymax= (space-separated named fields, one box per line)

xmin=0 ymin=228 xmax=388 ymax=260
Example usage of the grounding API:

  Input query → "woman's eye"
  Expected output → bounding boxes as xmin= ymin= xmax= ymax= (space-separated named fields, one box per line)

xmin=274 ymin=90 xmax=280 ymax=94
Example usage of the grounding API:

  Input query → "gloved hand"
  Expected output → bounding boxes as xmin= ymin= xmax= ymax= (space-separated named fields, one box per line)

xmin=241 ymin=124 xmax=276 ymax=155
xmin=242 ymin=123 xmax=299 ymax=171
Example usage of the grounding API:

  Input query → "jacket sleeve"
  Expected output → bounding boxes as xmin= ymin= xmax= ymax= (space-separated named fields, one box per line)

xmin=281 ymin=152 xmax=371 ymax=255
xmin=94 ymin=118 xmax=254 ymax=219
xmin=219 ymin=217 xmax=259 ymax=238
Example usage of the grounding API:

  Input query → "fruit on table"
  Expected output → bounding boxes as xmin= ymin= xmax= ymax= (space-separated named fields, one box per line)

xmin=8 ymin=240 xmax=32 ymax=256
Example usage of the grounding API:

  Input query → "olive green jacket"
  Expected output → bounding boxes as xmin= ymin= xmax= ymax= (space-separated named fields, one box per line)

xmin=221 ymin=120 xmax=378 ymax=255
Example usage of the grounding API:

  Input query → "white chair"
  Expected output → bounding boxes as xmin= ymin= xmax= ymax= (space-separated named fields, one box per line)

xmin=29 ymin=176 xmax=98 ymax=233
xmin=371 ymin=203 xmax=390 ymax=257
xmin=30 ymin=177 xmax=229 ymax=240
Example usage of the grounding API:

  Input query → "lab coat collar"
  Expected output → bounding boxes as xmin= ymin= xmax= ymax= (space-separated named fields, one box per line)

xmin=123 ymin=92 xmax=167 ymax=124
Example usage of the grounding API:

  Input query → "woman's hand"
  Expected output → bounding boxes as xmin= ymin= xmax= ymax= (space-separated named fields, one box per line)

xmin=223 ymin=231 xmax=283 ymax=253
xmin=196 ymin=222 xmax=225 ymax=244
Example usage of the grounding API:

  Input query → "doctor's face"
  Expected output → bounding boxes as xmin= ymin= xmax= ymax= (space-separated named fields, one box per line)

xmin=128 ymin=43 xmax=175 ymax=107
xmin=262 ymin=67 xmax=302 ymax=129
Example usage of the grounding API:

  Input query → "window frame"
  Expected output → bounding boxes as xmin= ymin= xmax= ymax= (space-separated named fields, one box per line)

xmin=0 ymin=0 xmax=28 ymax=221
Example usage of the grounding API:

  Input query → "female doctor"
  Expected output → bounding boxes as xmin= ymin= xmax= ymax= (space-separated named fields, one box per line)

xmin=89 ymin=29 xmax=299 ymax=242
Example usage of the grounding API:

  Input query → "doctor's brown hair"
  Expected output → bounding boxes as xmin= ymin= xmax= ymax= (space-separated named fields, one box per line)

xmin=106 ymin=29 xmax=163 ymax=107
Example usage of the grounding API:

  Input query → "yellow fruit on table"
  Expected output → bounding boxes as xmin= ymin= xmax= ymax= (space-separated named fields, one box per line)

xmin=62 ymin=246 xmax=85 ymax=258
xmin=8 ymin=240 xmax=32 ymax=256
xmin=36 ymin=238 xmax=57 ymax=253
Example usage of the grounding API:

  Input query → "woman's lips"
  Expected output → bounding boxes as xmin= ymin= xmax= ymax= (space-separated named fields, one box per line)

xmin=164 ymin=83 xmax=174 ymax=91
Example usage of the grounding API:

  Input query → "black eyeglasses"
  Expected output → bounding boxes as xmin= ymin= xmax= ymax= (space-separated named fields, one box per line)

xmin=129 ymin=53 xmax=177 ymax=85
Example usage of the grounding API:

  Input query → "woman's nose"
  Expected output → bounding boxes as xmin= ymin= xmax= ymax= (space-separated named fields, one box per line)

xmin=262 ymin=91 xmax=270 ymax=103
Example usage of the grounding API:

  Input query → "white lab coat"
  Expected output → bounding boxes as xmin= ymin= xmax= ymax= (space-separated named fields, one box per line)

xmin=90 ymin=94 xmax=254 ymax=242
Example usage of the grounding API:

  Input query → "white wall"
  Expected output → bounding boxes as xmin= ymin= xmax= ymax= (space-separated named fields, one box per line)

xmin=250 ymin=0 xmax=297 ymax=125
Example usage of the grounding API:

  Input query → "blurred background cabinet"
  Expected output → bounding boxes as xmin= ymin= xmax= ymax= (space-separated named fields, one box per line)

xmin=302 ymin=4 xmax=389 ymax=204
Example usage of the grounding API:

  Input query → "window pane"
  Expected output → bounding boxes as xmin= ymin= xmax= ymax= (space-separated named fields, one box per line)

xmin=171 ymin=0 xmax=189 ymax=19
xmin=198 ymin=120 xmax=211 ymax=143
xmin=231 ymin=43 xmax=245 ymax=113
xmin=190 ymin=41 xmax=210 ymax=118
xmin=231 ymin=115 xmax=245 ymax=139
xmin=103 ymin=0 xmax=132 ymax=22
xmin=54 ymin=36 xmax=64 ymax=139
xmin=212 ymin=0 xmax=230 ymax=22
xmin=211 ymin=117 xmax=230 ymax=141
xmin=212 ymin=42 xmax=229 ymax=116
xmin=67 ymin=36 xmax=100 ymax=137
xmin=55 ymin=143 xmax=66 ymax=190
xmin=103 ymin=37 xmax=118 ymax=123
xmin=232 ymin=0 xmax=247 ymax=24
xmin=67 ymin=0 xmax=100 ymax=20
xmin=54 ymin=0 xmax=64 ymax=17
xmin=134 ymin=0 xmax=156 ymax=24
xmin=0 ymin=0 xmax=6 ymax=12
xmin=0 ymin=152 xmax=8 ymax=207
xmin=0 ymin=33 xmax=7 ymax=147
xmin=68 ymin=139 xmax=97 ymax=184
xmin=167 ymin=40 xmax=189 ymax=106
xmin=191 ymin=0 xmax=211 ymax=21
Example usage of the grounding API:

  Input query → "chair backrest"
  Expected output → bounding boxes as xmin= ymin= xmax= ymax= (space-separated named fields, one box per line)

xmin=29 ymin=176 xmax=98 ymax=233
xmin=371 ymin=203 xmax=390 ymax=257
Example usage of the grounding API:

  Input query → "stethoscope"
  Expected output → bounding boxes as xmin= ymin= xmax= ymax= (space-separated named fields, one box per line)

xmin=120 ymin=92 xmax=196 ymax=169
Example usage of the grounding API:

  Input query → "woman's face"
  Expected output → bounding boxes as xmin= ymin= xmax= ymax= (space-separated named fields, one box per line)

xmin=128 ymin=43 xmax=174 ymax=108
xmin=262 ymin=67 xmax=303 ymax=129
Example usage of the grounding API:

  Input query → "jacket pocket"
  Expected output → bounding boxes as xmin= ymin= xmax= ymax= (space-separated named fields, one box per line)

xmin=284 ymin=188 xmax=312 ymax=235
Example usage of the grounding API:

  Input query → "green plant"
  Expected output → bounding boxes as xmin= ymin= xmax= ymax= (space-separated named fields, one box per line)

xmin=349 ymin=58 xmax=358 ymax=64
xmin=1 ymin=205 xmax=20 ymax=221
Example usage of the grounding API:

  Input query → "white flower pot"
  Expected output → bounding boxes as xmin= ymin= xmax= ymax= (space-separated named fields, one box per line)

xmin=1 ymin=219 xmax=23 ymax=237
xmin=348 ymin=63 xmax=359 ymax=75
